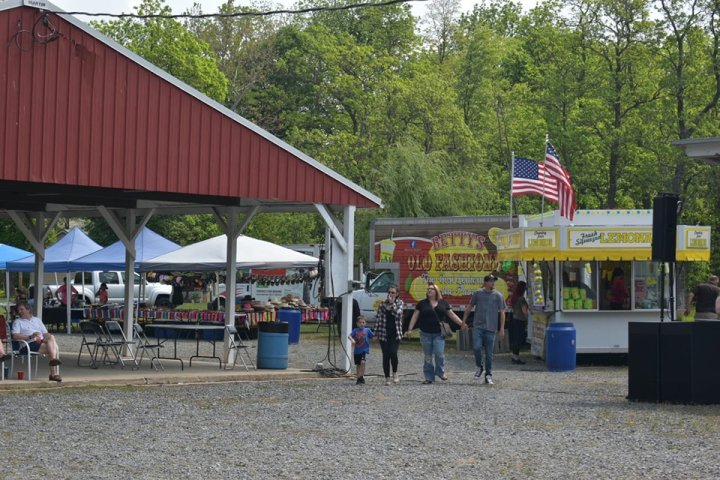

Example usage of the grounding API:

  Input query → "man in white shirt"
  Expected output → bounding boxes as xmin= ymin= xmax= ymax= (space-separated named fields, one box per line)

xmin=11 ymin=302 xmax=62 ymax=382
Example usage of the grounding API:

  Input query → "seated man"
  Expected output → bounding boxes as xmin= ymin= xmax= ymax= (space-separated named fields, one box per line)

xmin=11 ymin=301 xmax=62 ymax=382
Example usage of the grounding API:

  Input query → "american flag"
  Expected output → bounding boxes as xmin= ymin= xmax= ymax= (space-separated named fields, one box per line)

xmin=511 ymin=157 xmax=559 ymax=202
xmin=545 ymin=143 xmax=577 ymax=220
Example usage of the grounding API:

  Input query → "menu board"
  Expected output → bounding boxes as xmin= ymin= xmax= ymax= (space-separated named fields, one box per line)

xmin=531 ymin=312 xmax=548 ymax=358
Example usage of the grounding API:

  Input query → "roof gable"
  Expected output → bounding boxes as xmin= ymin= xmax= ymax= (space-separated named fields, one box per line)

xmin=0 ymin=2 xmax=382 ymax=209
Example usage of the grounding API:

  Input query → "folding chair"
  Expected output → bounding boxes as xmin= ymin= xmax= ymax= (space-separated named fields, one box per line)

xmin=1 ymin=317 xmax=40 ymax=381
xmin=132 ymin=323 xmax=164 ymax=371
xmin=225 ymin=324 xmax=255 ymax=371
xmin=103 ymin=320 xmax=138 ymax=369
xmin=77 ymin=321 xmax=106 ymax=369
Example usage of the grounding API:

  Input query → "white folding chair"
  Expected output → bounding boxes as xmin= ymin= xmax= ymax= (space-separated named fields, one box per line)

xmin=225 ymin=324 xmax=255 ymax=371
xmin=1 ymin=318 xmax=40 ymax=381
xmin=132 ymin=323 xmax=164 ymax=371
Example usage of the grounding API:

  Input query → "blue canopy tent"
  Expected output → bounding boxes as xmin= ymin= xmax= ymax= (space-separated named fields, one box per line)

xmin=7 ymin=227 xmax=102 ymax=333
xmin=0 ymin=244 xmax=32 ymax=269
xmin=67 ymin=227 xmax=180 ymax=271
xmin=68 ymin=227 xmax=180 ymax=310
xmin=6 ymin=227 xmax=102 ymax=273
xmin=0 ymin=243 xmax=32 ymax=314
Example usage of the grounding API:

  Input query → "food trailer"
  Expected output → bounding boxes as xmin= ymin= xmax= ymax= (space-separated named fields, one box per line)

xmin=496 ymin=210 xmax=711 ymax=355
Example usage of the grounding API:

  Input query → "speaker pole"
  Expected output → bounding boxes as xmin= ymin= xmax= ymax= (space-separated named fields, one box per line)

xmin=669 ymin=262 xmax=675 ymax=321
xmin=660 ymin=266 xmax=665 ymax=322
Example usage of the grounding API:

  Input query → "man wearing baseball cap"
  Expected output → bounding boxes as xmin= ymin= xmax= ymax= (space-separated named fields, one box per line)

xmin=462 ymin=274 xmax=506 ymax=385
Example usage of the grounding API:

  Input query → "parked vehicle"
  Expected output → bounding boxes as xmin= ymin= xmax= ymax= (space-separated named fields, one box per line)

xmin=46 ymin=271 xmax=173 ymax=306
xmin=355 ymin=216 xmax=516 ymax=324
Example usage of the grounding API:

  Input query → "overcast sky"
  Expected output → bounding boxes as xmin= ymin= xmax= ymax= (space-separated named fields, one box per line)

xmin=51 ymin=0 xmax=540 ymax=21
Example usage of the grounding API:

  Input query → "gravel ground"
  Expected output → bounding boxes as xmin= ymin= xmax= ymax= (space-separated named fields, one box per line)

xmin=1 ymin=331 xmax=719 ymax=479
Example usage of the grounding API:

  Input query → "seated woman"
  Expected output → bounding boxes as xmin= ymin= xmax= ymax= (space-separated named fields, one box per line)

xmin=11 ymin=301 xmax=63 ymax=382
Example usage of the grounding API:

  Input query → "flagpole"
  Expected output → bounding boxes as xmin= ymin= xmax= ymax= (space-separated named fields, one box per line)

xmin=510 ymin=151 xmax=515 ymax=229
xmin=540 ymin=134 xmax=548 ymax=226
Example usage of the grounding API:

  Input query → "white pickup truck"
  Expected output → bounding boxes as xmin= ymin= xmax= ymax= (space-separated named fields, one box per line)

xmin=352 ymin=271 xmax=399 ymax=322
xmin=47 ymin=271 xmax=173 ymax=306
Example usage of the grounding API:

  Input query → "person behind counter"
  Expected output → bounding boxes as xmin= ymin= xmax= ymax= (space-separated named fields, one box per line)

xmin=96 ymin=282 xmax=109 ymax=305
xmin=57 ymin=277 xmax=79 ymax=306
xmin=609 ymin=267 xmax=628 ymax=310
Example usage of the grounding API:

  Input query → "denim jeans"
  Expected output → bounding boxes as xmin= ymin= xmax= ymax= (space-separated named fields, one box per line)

xmin=473 ymin=327 xmax=496 ymax=376
xmin=419 ymin=331 xmax=445 ymax=382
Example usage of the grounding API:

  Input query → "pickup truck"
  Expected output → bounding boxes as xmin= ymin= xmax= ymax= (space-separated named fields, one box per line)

xmin=47 ymin=271 xmax=173 ymax=306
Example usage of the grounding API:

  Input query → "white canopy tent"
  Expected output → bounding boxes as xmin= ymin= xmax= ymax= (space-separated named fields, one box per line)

xmin=139 ymin=234 xmax=319 ymax=271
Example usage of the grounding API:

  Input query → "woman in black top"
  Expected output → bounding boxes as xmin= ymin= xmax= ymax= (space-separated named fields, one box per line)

xmin=508 ymin=281 xmax=529 ymax=364
xmin=406 ymin=282 xmax=465 ymax=384
xmin=375 ymin=284 xmax=404 ymax=385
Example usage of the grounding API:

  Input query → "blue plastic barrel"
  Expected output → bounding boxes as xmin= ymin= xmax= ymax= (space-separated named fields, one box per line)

xmin=257 ymin=322 xmax=289 ymax=369
xmin=278 ymin=308 xmax=302 ymax=345
xmin=546 ymin=322 xmax=576 ymax=371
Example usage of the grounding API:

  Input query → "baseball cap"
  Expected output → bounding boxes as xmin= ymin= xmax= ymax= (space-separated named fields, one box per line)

xmin=483 ymin=274 xmax=497 ymax=282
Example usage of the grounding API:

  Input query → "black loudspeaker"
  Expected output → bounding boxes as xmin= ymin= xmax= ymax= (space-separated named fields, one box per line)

xmin=690 ymin=322 xmax=720 ymax=404
xmin=659 ymin=322 xmax=692 ymax=403
xmin=628 ymin=322 xmax=720 ymax=404
xmin=652 ymin=193 xmax=679 ymax=262
xmin=627 ymin=322 xmax=661 ymax=402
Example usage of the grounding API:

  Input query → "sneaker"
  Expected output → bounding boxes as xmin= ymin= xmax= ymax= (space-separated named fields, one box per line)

xmin=511 ymin=358 xmax=526 ymax=365
xmin=485 ymin=375 xmax=494 ymax=385
xmin=356 ymin=377 xmax=365 ymax=385
xmin=474 ymin=366 xmax=484 ymax=378
xmin=393 ymin=373 xmax=400 ymax=384
xmin=385 ymin=378 xmax=391 ymax=386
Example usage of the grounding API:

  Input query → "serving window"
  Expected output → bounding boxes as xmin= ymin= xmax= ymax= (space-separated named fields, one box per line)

xmin=633 ymin=262 xmax=668 ymax=310
xmin=560 ymin=260 xmax=668 ymax=311
xmin=561 ymin=261 xmax=598 ymax=310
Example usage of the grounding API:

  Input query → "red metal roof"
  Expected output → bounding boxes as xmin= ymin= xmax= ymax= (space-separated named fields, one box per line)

xmin=0 ymin=4 xmax=381 ymax=209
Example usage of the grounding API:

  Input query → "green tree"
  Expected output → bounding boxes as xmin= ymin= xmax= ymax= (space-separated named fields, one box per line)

xmin=92 ymin=0 xmax=229 ymax=103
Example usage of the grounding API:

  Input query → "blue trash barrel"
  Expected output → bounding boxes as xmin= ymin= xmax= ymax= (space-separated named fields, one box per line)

xmin=546 ymin=322 xmax=576 ymax=371
xmin=257 ymin=322 xmax=289 ymax=369
xmin=278 ymin=308 xmax=302 ymax=345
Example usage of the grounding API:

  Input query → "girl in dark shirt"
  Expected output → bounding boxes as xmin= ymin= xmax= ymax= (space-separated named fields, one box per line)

xmin=406 ymin=282 xmax=465 ymax=384
xmin=375 ymin=284 xmax=404 ymax=385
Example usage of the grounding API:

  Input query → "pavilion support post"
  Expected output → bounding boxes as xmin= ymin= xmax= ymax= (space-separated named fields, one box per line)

xmin=8 ymin=211 xmax=60 ymax=321
xmin=214 ymin=206 xmax=258 ymax=366
xmin=316 ymin=204 xmax=354 ymax=373
xmin=98 ymin=207 xmax=153 ymax=346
